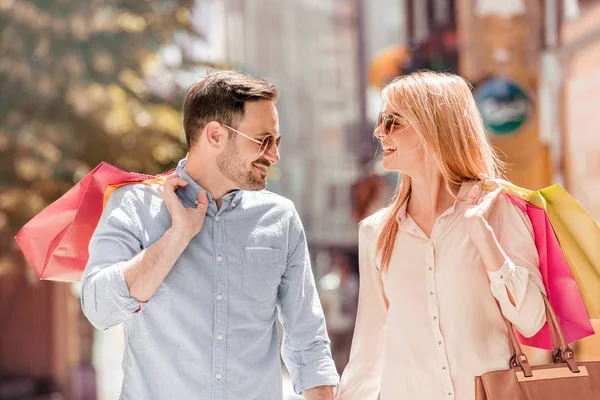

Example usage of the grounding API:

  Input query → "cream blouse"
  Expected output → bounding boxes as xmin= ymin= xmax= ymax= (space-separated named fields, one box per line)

xmin=336 ymin=182 xmax=547 ymax=400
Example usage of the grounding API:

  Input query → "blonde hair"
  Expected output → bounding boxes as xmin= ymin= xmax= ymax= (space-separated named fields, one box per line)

xmin=376 ymin=71 xmax=504 ymax=271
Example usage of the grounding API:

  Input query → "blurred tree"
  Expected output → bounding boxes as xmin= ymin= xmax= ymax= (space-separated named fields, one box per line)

xmin=0 ymin=0 xmax=209 ymax=276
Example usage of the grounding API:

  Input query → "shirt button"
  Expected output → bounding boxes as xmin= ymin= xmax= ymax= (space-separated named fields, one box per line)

xmin=217 ymin=334 xmax=223 ymax=341
xmin=194 ymin=200 xmax=198 ymax=204
xmin=433 ymin=316 xmax=437 ymax=320
xmin=442 ymin=366 xmax=447 ymax=370
xmin=429 ymin=267 xmax=433 ymax=271
xmin=429 ymin=242 xmax=433 ymax=247
xmin=430 ymin=291 xmax=434 ymax=295
xmin=232 ymin=202 xmax=237 ymax=208
xmin=217 ymin=295 xmax=223 ymax=301
xmin=499 ymin=274 xmax=504 ymax=279
xmin=216 ymin=373 xmax=222 ymax=380
xmin=215 ymin=216 xmax=220 ymax=221
xmin=217 ymin=255 xmax=223 ymax=262
xmin=439 ymin=341 xmax=443 ymax=345
xmin=448 ymin=393 xmax=452 ymax=396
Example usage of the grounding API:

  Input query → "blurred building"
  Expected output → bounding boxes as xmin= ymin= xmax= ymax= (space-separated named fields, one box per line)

xmin=455 ymin=0 xmax=550 ymax=190
xmin=558 ymin=0 xmax=600 ymax=224
xmin=211 ymin=0 xmax=368 ymax=275
xmin=554 ymin=0 xmax=600 ymax=360
xmin=400 ymin=0 xmax=597 ymax=201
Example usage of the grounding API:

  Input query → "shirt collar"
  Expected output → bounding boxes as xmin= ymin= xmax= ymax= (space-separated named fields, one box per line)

xmin=395 ymin=180 xmax=477 ymax=225
xmin=175 ymin=158 xmax=244 ymax=205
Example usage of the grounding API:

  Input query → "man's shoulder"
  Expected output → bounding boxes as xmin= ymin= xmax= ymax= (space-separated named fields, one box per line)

xmin=105 ymin=183 xmax=162 ymax=211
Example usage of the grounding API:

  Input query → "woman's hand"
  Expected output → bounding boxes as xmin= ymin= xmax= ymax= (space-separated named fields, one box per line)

xmin=464 ymin=174 xmax=508 ymax=272
xmin=464 ymin=174 xmax=503 ymax=236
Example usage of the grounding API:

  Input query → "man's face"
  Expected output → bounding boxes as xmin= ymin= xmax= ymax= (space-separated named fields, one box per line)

xmin=216 ymin=100 xmax=280 ymax=191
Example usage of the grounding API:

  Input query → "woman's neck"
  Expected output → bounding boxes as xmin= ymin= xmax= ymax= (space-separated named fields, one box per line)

xmin=407 ymin=174 xmax=460 ymax=220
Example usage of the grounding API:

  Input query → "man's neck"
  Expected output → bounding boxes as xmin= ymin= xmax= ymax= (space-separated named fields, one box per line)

xmin=184 ymin=158 xmax=238 ymax=207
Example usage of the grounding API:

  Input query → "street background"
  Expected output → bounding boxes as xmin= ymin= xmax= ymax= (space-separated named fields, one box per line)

xmin=1 ymin=0 xmax=600 ymax=399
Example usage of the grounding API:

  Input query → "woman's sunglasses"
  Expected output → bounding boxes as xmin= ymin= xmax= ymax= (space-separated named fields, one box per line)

xmin=376 ymin=112 xmax=410 ymax=136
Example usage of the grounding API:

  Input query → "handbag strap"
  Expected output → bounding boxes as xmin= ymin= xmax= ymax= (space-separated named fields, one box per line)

xmin=501 ymin=311 xmax=533 ymax=377
xmin=500 ymin=295 xmax=580 ymax=376
xmin=543 ymin=296 xmax=579 ymax=372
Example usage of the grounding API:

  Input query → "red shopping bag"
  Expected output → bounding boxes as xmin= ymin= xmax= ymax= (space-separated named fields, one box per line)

xmin=505 ymin=194 xmax=594 ymax=349
xmin=15 ymin=162 xmax=173 ymax=282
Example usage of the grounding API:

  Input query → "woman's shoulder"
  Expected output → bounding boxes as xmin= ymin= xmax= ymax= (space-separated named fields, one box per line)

xmin=359 ymin=207 xmax=390 ymax=235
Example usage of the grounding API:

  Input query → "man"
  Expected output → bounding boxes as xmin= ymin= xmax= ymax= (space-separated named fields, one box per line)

xmin=81 ymin=71 xmax=339 ymax=400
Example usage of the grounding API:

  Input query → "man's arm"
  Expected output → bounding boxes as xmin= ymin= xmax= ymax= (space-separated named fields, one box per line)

xmin=278 ymin=207 xmax=339 ymax=397
xmin=123 ymin=176 xmax=208 ymax=301
xmin=81 ymin=176 xmax=207 ymax=329
xmin=121 ymin=225 xmax=191 ymax=301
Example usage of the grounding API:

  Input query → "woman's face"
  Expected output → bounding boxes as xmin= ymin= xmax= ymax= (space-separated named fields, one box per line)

xmin=374 ymin=106 xmax=425 ymax=173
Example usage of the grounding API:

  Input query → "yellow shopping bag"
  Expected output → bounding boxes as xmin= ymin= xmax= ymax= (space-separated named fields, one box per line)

xmin=540 ymin=184 xmax=600 ymax=318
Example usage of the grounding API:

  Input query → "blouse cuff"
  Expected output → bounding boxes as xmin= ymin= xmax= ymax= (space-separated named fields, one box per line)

xmin=487 ymin=259 xmax=530 ymax=311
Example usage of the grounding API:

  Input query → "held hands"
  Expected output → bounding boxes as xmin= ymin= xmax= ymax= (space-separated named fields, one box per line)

xmin=463 ymin=173 xmax=504 ymax=239
xmin=158 ymin=174 xmax=209 ymax=240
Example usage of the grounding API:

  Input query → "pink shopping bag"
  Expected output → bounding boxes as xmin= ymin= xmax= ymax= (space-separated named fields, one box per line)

xmin=15 ymin=162 xmax=173 ymax=282
xmin=506 ymin=194 xmax=594 ymax=350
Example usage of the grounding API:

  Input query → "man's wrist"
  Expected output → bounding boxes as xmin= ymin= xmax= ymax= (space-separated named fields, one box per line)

xmin=167 ymin=225 xmax=195 ymax=245
xmin=303 ymin=385 xmax=334 ymax=400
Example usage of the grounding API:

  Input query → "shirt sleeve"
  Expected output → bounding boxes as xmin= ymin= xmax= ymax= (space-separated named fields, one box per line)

xmin=336 ymin=220 xmax=388 ymax=400
xmin=80 ymin=187 xmax=144 ymax=330
xmin=487 ymin=194 xmax=547 ymax=338
xmin=278 ymin=207 xmax=340 ymax=394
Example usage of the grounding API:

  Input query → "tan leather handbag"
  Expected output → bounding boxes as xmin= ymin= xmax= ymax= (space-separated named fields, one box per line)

xmin=475 ymin=296 xmax=600 ymax=399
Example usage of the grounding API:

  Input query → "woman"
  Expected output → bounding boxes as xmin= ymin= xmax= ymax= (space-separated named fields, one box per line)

xmin=336 ymin=71 xmax=546 ymax=400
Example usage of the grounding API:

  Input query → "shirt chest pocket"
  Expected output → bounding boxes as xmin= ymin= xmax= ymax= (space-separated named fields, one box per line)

xmin=243 ymin=247 xmax=284 ymax=302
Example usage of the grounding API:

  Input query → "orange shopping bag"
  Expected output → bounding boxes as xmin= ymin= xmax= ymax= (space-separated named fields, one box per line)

xmin=15 ymin=162 xmax=173 ymax=282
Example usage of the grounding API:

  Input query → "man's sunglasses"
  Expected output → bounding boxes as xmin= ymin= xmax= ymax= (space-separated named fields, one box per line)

xmin=221 ymin=123 xmax=281 ymax=157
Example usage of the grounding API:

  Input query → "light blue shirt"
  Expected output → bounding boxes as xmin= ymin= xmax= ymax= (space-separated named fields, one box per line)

xmin=81 ymin=159 xmax=339 ymax=400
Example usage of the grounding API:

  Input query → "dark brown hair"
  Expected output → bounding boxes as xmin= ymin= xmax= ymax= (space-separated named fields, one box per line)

xmin=183 ymin=70 xmax=279 ymax=148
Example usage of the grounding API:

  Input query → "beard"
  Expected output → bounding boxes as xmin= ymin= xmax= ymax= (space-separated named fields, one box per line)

xmin=216 ymin=139 xmax=269 ymax=191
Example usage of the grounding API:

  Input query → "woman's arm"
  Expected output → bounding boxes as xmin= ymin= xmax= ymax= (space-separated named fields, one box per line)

xmin=336 ymin=221 xmax=389 ymax=400
xmin=464 ymin=183 xmax=546 ymax=338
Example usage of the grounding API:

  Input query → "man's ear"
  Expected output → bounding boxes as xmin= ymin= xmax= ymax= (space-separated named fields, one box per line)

xmin=204 ymin=121 xmax=225 ymax=148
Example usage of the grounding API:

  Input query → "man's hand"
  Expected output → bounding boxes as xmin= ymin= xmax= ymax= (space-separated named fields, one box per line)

xmin=158 ymin=174 xmax=209 ymax=240
xmin=303 ymin=385 xmax=334 ymax=400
